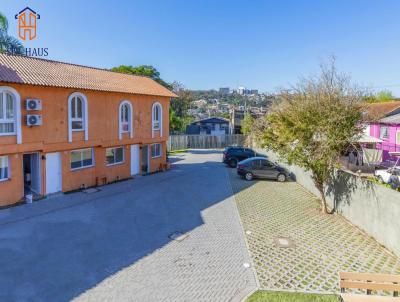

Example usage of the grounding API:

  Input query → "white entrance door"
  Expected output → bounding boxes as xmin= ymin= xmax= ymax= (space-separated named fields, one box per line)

xmin=46 ymin=152 xmax=62 ymax=194
xmin=131 ymin=145 xmax=140 ymax=175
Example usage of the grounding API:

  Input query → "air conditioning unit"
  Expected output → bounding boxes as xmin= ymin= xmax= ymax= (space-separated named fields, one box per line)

xmin=26 ymin=99 xmax=42 ymax=111
xmin=26 ymin=115 xmax=42 ymax=126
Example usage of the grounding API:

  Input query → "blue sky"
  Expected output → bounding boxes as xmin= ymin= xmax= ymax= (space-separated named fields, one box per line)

xmin=3 ymin=0 xmax=400 ymax=94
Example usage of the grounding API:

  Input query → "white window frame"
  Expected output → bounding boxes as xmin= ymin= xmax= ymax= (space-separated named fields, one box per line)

xmin=0 ymin=86 xmax=21 ymax=144
xmin=118 ymin=100 xmax=133 ymax=140
xmin=71 ymin=97 xmax=84 ymax=131
xmin=70 ymin=148 xmax=94 ymax=171
xmin=363 ymin=124 xmax=370 ymax=136
xmin=120 ymin=105 xmax=129 ymax=132
xmin=396 ymin=130 xmax=400 ymax=145
xmin=68 ymin=92 xmax=88 ymax=142
xmin=151 ymin=143 xmax=162 ymax=158
xmin=106 ymin=146 xmax=125 ymax=166
xmin=380 ymin=125 xmax=389 ymax=140
xmin=151 ymin=102 xmax=162 ymax=138
xmin=0 ymin=155 xmax=10 ymax=181
xmin=0 ymin=92 xmax=15 ymax=135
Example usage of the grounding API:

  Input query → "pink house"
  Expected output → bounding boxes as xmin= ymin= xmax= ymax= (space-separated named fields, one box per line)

xmin=364 ymin=102 xmax=400 ymax=163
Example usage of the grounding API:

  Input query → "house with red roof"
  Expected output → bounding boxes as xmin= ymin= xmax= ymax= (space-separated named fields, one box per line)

xmin=0 ymin=53 xmax=177 ymax=206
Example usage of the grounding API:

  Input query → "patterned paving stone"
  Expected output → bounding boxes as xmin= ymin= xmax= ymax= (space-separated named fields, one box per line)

xmin=228 ymin=169 xmax=400 ymax=294
xmin=73 ymin=152 xmax=257 ymax=302
xmin=0 ymin=151 xmax=257 ymax=302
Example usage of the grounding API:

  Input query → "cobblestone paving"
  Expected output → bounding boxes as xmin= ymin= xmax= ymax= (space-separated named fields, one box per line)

xmin=228 ymin=169 xmax=400 ymax=294
xmin=74 ymin=152 xmax=257 ymax=302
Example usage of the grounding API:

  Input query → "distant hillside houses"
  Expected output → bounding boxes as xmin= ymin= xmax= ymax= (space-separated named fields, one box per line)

xmin=192 ymin=99 xmax=207 ymax=108
xmin=186 ymin=88 xmax=275 ymax=130
xmin=218 ymin=86 xmax=258 ymax=96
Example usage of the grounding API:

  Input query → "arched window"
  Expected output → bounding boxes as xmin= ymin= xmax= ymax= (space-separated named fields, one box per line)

xmin=152 ymin=102 xmax=162 ymax=138
xmin=71 ymin=96 xmax=84 ymax=130
xmin=153 ymin=105 xmax=160 ymax=130
xmin=68 ymin=92 xmax=88 ymax=142
xmin=121 ymin=104 xmax=129 ymax=131
xmin=0 ymin=92 xmax=15 ymax=134
xmin=119 ymin=100 xmax=133 ymax=139
xmin=0 ymin=86 xmax=21 ymax=144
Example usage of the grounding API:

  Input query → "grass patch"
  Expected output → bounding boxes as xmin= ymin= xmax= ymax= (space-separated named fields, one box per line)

xmin=246 ymin=291 xmax=340 ymax=302
xmin=168 ymin=149 xmax=188 ymax=154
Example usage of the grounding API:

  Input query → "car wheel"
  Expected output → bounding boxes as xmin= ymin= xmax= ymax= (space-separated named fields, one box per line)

xmin=277 ymin=173 xmax=286 ymax=182
xmin=377 ymin=176 xmax=384 ymax=184
xmin=245 ymin=172 xmax=253 ymax=181
xmin=228 ymin=159 xmax=237 ymax=168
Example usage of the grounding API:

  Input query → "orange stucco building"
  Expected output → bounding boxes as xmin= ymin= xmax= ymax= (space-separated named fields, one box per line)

xmin=0 ymin=53 xmax=177 ymax=207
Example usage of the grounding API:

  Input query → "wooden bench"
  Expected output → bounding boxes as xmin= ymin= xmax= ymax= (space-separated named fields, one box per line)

xmin=339 ymin=272 xmax=400 ymax=302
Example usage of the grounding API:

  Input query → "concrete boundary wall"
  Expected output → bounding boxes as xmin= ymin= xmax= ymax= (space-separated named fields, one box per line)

xmin=258 ymin=148 xmax=400 ymax=258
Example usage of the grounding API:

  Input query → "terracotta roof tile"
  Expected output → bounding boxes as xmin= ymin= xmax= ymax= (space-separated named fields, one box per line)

xmin=363 ymin=101 xmax=400 ymax=120
xmin=0 ymin=53 xmax=177 ymax=98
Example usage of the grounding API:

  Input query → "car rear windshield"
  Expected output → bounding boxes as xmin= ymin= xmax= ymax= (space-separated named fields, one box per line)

xmin=226 ymin=147 xmax=241 ymax=152
xmin=239 ymin=158 xmax=253 ymax=164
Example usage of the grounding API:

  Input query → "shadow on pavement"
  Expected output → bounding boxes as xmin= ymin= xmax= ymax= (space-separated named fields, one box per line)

xmin=0 ymin=152 xmax=255 ymax=302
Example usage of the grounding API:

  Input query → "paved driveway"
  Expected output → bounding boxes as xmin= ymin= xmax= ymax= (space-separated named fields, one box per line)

xmin=0 ymin=151 xmax=257 ymax=302
xmin=229 ymin=167 xmax=400 ymax=293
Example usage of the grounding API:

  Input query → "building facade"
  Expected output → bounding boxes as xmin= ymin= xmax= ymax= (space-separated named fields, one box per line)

xmin=229 ymin=108 xmax=266 ymax=134
xmin=186 ymin=117 xmax=229 ymax=135
xmin=219 ymin=87 xmax=230 ymax=95
xmin=0 ymin=54 xmax=176 ymax=207
xmin=363 ymin=102 xmax=400 ymax=163
xmin=367 ymin=114 xmax=400 ymax=163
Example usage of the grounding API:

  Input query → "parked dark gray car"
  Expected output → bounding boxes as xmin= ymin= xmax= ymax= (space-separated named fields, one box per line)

xmin=236 ymin=157 xmax=290 ymax=181
xmin=223 ymin=146 xmax=257 ymax=168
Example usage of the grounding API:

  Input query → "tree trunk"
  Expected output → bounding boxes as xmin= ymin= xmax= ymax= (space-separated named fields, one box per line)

xmin=315 ymin=181 xmax=334 ymax=214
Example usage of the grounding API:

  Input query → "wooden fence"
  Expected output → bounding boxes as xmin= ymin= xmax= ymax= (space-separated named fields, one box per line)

xmin=167 ymin=134 xmax=248 ymax=151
